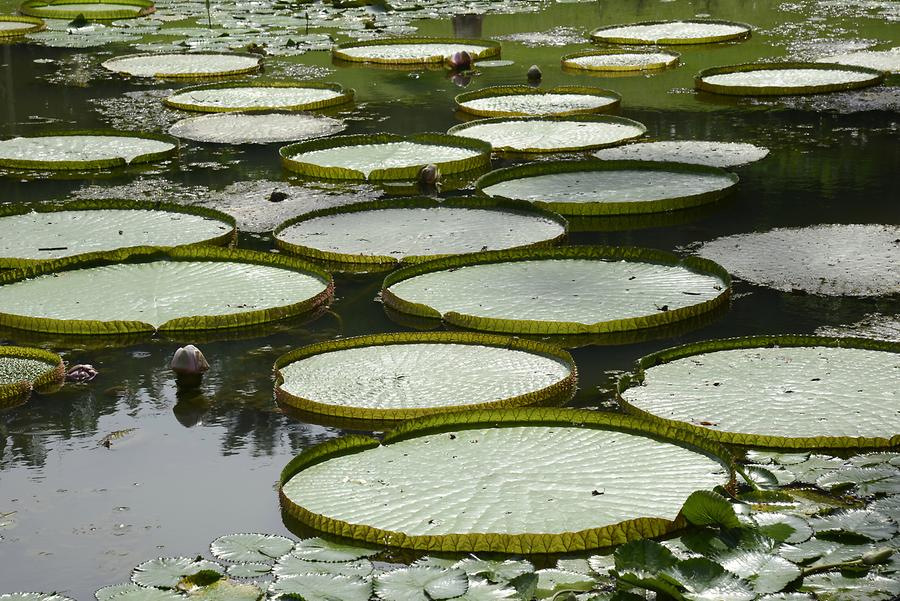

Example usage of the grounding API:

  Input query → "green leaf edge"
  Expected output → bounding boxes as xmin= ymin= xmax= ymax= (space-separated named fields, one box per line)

xmin=279 ymin=132 xmax=492 ymax=181
xmin=272 ymin=196 xmax=568 ymax=270
xmin=560 ymin=49 xmax=681 ymax=72
xmin=381 ymin=245 xmax=732 ymax=336
xmin=102 ymin=51 xmax=263 ymax=80
xmin=279 ymin=407 xmax=737 ymax=554
xmin=448 ymin=115 xmax=647 ymax=155
xmin=273 ymin=331 xmax=578 ymax=421
xmin=0 ymin=15 xmax=45 ymax=37
xmin=695 ymin=62 xmax=886 ymax=96
xmin=162 ymin=80 xmax=355 ymax=114
xmin=475 ymin=159 xmax=739 ymax=216
xmin=455 ymin=85 xmax=622 ymax=118
xmin=589 ymin=19 xmax=752 ymax=45
xmin=0 ymin=129 xmax=179 ymax=171
xmin=332 ymin=36 xmax=501 ymax=65
xmin=18 ymin=0 xmax=154 ymax=20
xmin=0 ymin=345 xmax=65 ymax=408
xmin=0 ymin=198 xmax=237 ymax=269
xmin=0 ymin=246 xmax=333 ymax=336
xmin=617 ymin=334 xmax=900 ymax=449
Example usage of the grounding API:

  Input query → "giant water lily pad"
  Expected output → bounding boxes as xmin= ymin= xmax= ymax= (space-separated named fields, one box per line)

xmin=0 ymin=131 xmax=177 ymax=171
xmin=0 ymin=247 xmax=332 ymax=336
xmin=447 ymin=116 xmax=646 ymax=154
xmin=695 ymin=224 xmax=900 ymax=297
xmin=618 ymin=335 xmax=900 ymax=448
xmin=19 ymin=0 xmax=154 ymax=20
xmin=382 ymin=246 xmax=730 ymax=337
xmin=0 ymin=15 xmax=44 ymax=37
xmin=280 ymin=133 xmax=491 ymax=181
xmin=273 ymin=197 xmax=566 ymax=270
xmin=455 ymin=86 xmax=620 ymax=118
xmin=163 ymin=81 xmax=354 ymax=113
xmin=0 ymin=200 xmax=235 ymax=268
xmin=0 ymin=345 xmax=64 ymax=408
xmin=168 ymin=112 xmax=345 ymax=144
xmin=593 ymin=141 xmax=769 ymax=168
xmin=275 ymin=332 xmax=576 ymax=420
xmin=696 ymin=62 xmax=885 ymax=96
xmin=102 ymin=52 xmax=262 ymax=79
xmin=590 ymin=19 xmax=752 ymax=45
xmin=279 ymin=408 xmax=733 ymax=553
xmin=332 ymin=37 xmax=500 ymax=65
xmin=815 ymin=49 xmax=900 ymax=74
xmin=476 ymin=160 xmax=738 ymax=216
xmin=561 ymin=49 xmax=680 ymax=72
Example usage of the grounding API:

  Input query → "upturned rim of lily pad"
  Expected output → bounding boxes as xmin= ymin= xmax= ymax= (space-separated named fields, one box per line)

xmin=332 ymin=36 xmax=501 ymax=65
xmin=279 ymin=132 xmax=492 ymax=181
xmin=0 ymin=129 xmax=178 ymax=171
xmin=0 ymin=246 xmax=333 ymax=336
xmin=560 ymin=49 xmax=681 ymax=72
xmin=381 ymin=245 xmax=731 ymax=337
xmin=617 ymin=334 xmax=900 ymax=449
xmin=695 ymin=62 xmax=886 ymax=96
xmin=274 ymin=332 xmax=578 ymax=421
xmin=18 ymin=0 xmax=154 ymax=20
xmin=475 ymin=159 xmax=739 ymax=216
xmin=101 ymin=51 xmax=263 ymax=79
xmin=589 ymin=18 xmax=752 ymax=45
xmin=0 ymin=345 xmax=65 ymax=408
xmin=279 ymin=407 xmax=737 ymax=554
xmin=455 ymin=85 xmax=622 ymax=118
xmin=447 ymin=115 xmax=647 ymax=154
xmin=163 ymin=81 xmax=355 ymax=113
xmin=0 ymin=15 xmax=45 ymax=37
xmin=272 ymin=196 xmax=568 ymax=271
xmin=0 ymin=198 xmax=237 ymax=269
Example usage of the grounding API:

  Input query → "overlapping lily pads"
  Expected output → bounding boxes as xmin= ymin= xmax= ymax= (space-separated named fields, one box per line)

xmin=0 ymin=15 xmax=44 ymax=37
xmin=695 ymin=224 xmax=900 ymax=296
xmin=0 ymin=130 xmax=177 ymax=171
xmin=168 ymin=112 xmax=345 ymax=144
xmin=0 ymin=200 xmax=235 ymax=268
xmin=0 ymin=345 xmax=65 ymax=408
xmin=695 ymin=62 xmax=885 ymax=96
xmin=163 ymin=82 xmax=354 ymax=113
xmin=273 ymin=197 xmax=566 ymax=271
xmin=18 ymin=0 xmax=154 ymax=20
xmin=593 ymin=141 xmax=769 ymax=168
xmin=561 ymin=49 xmax=680 ymax=72
xmin=476 ymin=160 xmax=738 ymax=216
xmin=280 ymin=133 xmax=491 ymax=181
xmin=0 ymin=246 xmax=333 ymax=336
xmin=618 ymin=335 xmax=900 ymax=449
xmin=455 ymin=85 xmax=621 ymax=118
xmin=381 ymin=246 xmax=731 ymax=337
xmin=280 ymin=408 xmax=734 ymax=553
xmin=447 ymin=115 xmax=646 ymax=154
xmin=332 ymin=37 xmax=500 ymax=65
xmin=102 ymin=52 xmax=262 ymax=79
xmin=590 ymin=19 xmax=752 ymax=45
xmin=274 ymin=332 xmax=577 ymax=421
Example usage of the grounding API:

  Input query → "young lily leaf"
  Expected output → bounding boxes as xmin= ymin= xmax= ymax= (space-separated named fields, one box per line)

xmin=453 ymin=581 xmax=516 ymax=601
xmin=186 ymin=579 xmax=262 ymax=601
xmin=96 ymin=585 xmax=143 ymax=601
xmin=507 ymin=573 xmax=538 ymax=600
xmin=534 ymin=569 xmax=596 ymax=597
xmin=848 ymin=453 xmax=900 ymax=468
xmin=268 ymin=573 xmax=372 ymax=601
xmin=718 ymin=551 xmax=801 ymax=594
xmin=810 ymin=510 xmax=897 ymax=542
xmin=740 ymin=465 xmax=794 ymax=489
xmin=744 ymin=451 xmax=810 ymax=466
xmin=210 ymin=533 xmax=295 ymax=564
xmin=779 ymin=538 xmax=842 ymax=564
xmin=374 ymin=567 xmax=469 ymax=601
xmin=869 ymin=496 xmax=900 ymax=523
xmin=0 ymin=595 xmax=76 ymax=601
xmin=665 ymin=557 xmax=755 ymax=601
xmin=557 ymin=558 xmax=594 ymax=575
xmin=107 ymin=589 xmax=184 ymax=601
xmin=132 ymin=557 xmax=223 ymax=588
xmin=412 ymin=557 xmax=458 ymax=570
xmin=291 ymin=537 xmax=381 ymax=562
xmin=784 ymin=456 xmax=845 ymax=484
xmin=757 ymin=595 xmax=814 ymax=601
xmin=752 ymin=513 xmax=812 ymax=544
xmin=680 ymin=491 xmax=741 ymax=529
xmin=226 ymin=563 xmax=271 ymax=578
xmin=800 ymin=572 xmax=900 ymax=600
xmin=817 ymin=466 xmax=900 ymax=496
xmin=452 ymin=558 xmax=534 ymax=583
xmin=614 ymin=540 xmax=679 ymax=578
xmin=273 ymin=555 xmax=374 ymax=579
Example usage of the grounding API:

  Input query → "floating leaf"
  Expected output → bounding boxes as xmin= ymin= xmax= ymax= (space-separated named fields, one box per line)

xmin=0 ymin=131 xmax=177 ymax=171
xmin=226 ymin=563 xmax=271 ymax=578
xmin=590 ymin=19 xmax=751 ymax=44
xmin=0 ymin=15 xmax=45 ymax=37
xmin=210 ymin=533 xmax=294 ymax=564
xmin=696 ymin=62 xmax=884 ymax=96
xmin=800 ymin=572 xmax=900 ymax=600
xmin=186 ymin=579 xmax=261 ymax=601
xmin=291 ymin=537 xmax=380 ymax=562
xmin=273 ymin=555 xmax=374 ymax=579
xmin=102 ymin=52 xmax=262 ymax=79
xmin=268 ymin=573 xmax=372 ymax=601
xmin=810 ymin=510 xmax=897 ymax=542
xmin=95 ymin=585 xmax=143 ymax=601
xmin=593 ymin=141 xmax=769 ymax=168
xmin=534 ymin=569 xmax=596 ymax=597
xmin=815 ymin=50 xmax=900 ymax=74
xmin=164 ymin=82 xmax=353 ymax=113
xmin=718 ymin=551 xmax=800 ymax=594
xmin=0 ymin=346 xmax=65 ymax=408
xmin=168 ymin=112 xmax=345 ymax=145
xmin=374 ymin=567 xmax=468 ymax=600
xmin=334 ymin=37 xmax=499 ymax=65
xmin=817 ymin=466 xmax=900 ymax=496
xmin=453 ymin=581 xmax=516 ymax=601
xmin=453 ymin=557 xmax=534 ymax=583
xmin=680 ymin=490 xmax=741 ymax=529
xmin=132 ymin=557 xmax=223 ymax=588
xmin=455 ymin=86 xmax=620 ymax=118
xmin=19 ymin=0 xmax=154 ymax=20
xmin=752 ymin=513 xmax=812 ymax=544
xmin=561 ymin=49 xmax=680 ymax=72
xmin=669 ymin=558 xmax=755 ymax=601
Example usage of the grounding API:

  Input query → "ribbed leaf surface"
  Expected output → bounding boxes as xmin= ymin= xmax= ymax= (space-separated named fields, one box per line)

xmin=102 ymin=53 xmax=261 ymax=78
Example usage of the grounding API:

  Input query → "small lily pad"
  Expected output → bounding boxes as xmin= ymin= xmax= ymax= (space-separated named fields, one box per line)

xmin=291 ymin=537 xmax=381 ymax=562
xmin=210 ymin=533 xmax=295 ymax=563
xmin=815 ymin=49 xmax=900 ymax=73
xmin=374 ymin=567 xmax=469 ymax=601
xmin=132 ymin=556 xmax=223 ymax=588
xmin=273 ymin=555 xmax=374 ymax=579
xmin=593 ymin=141 xmax=769 ymax=168
xmin=268 ymin=573 xmax=372 ymax=601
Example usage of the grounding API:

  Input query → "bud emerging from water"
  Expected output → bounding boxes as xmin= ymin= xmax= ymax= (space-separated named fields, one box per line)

xmin=66 ymin=364 xmax=98 ymax=382
xmin=448 ymin=50 xmax=473 ymax=71
xmin=418 ymin=164 xmax=441 ymax=186
xmin=171 ymin=345 xmax=209 ymax=388
xmin=527 ymin=64 xmax=542 ymax=82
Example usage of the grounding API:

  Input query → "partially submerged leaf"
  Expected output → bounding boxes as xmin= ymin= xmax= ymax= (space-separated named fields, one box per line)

xmin=268 ymin=573 xmax=372 ymax=601
xmin=132 ymin=556 xmax=223 ymax=588
xmin=374 ymin=567 xmax=469 ymax=600
xmin=210 ymin=533 xmax=295 ymax=564
xmin=291 ymin=537 xmax=380 ymax=562
xmin=680 ymin=490 xmax=741 ymax=529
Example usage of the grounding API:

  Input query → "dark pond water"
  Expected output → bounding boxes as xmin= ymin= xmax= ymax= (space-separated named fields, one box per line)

xmin=0 ymin=0 xmax=897 ymax=596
